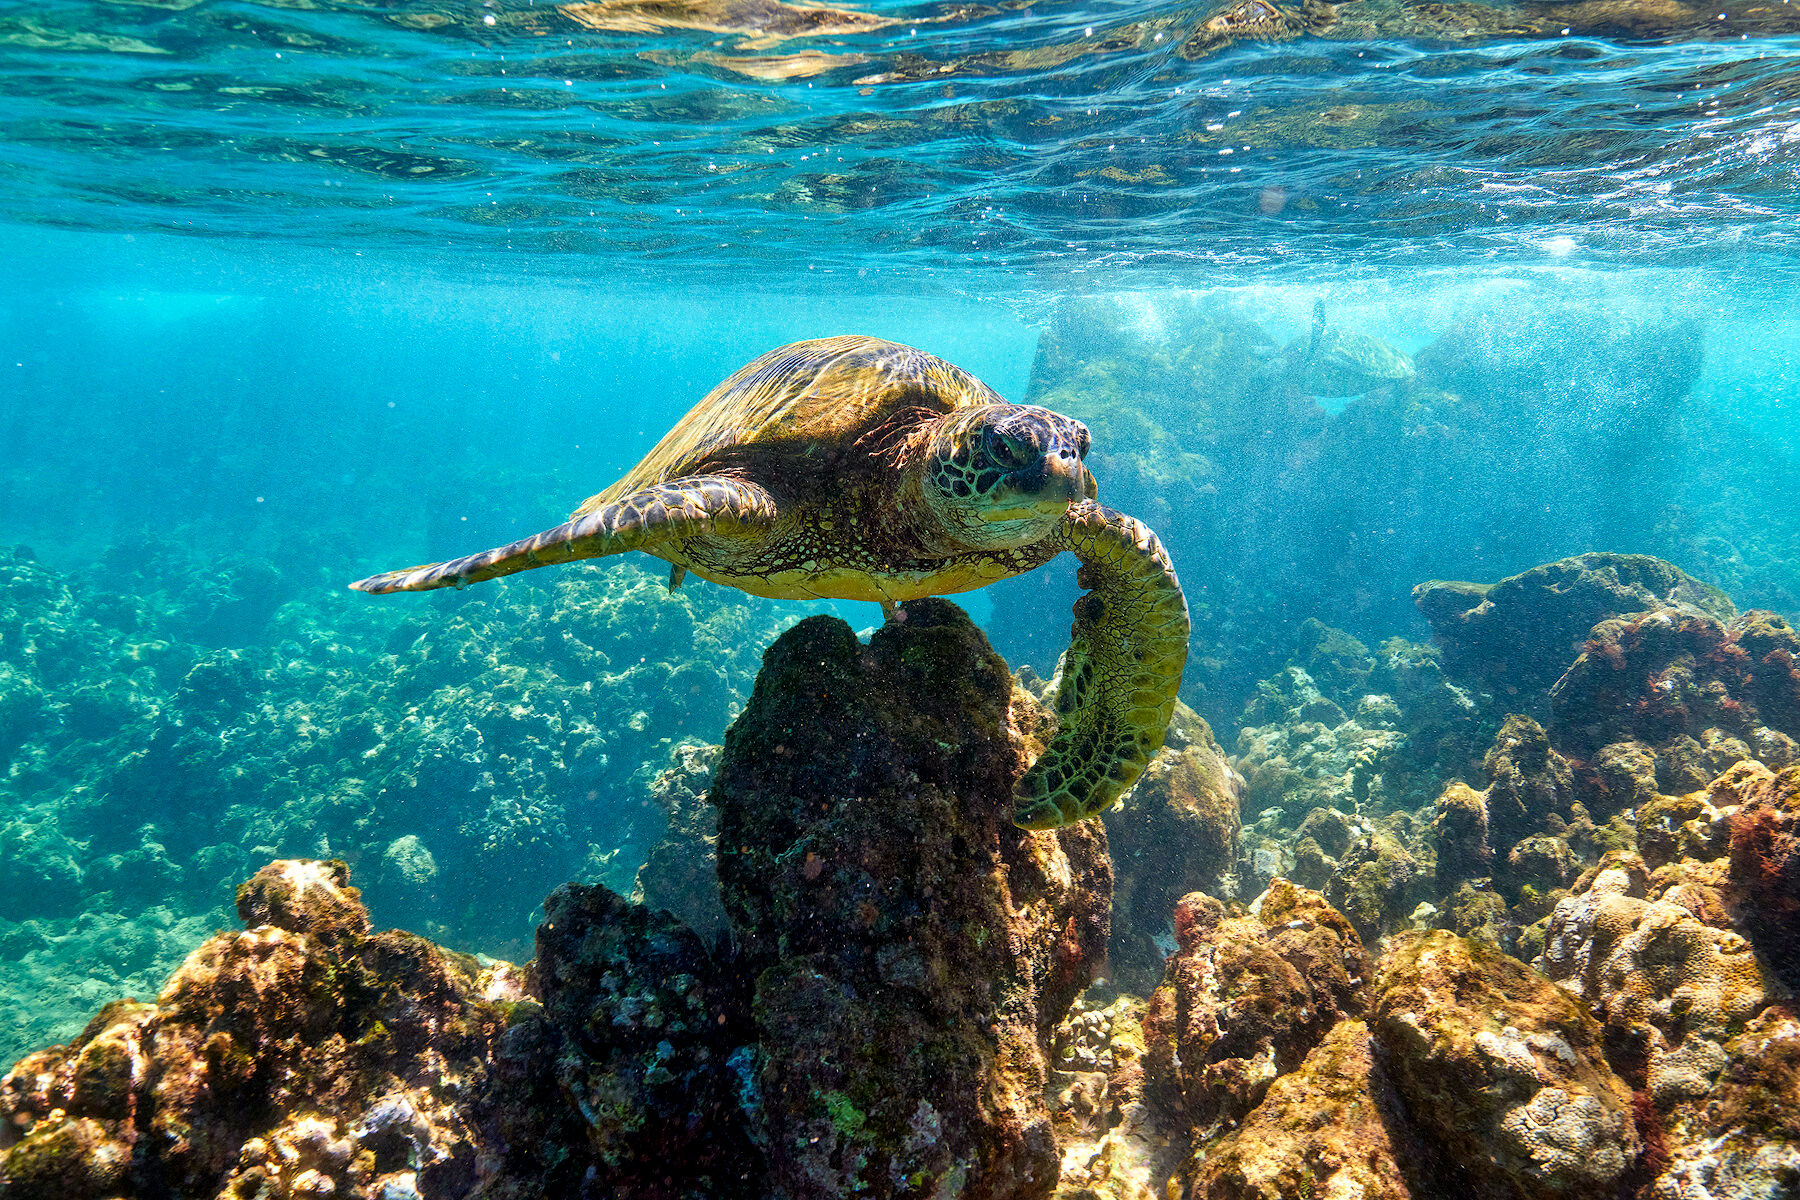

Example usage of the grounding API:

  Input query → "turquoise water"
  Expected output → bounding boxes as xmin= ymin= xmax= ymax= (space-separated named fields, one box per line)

xmin=4 ymin=0 xmax=1800 ymax=1080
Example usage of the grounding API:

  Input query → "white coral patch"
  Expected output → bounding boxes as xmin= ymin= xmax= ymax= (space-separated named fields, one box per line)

xmin=279 ymin=859 xmax=353 ymax=905
xmin=1499 ymin=1087 xmax=1629 ymax=1185
xmin=1648 ymin=1035 xmax=1728 ymax=1104
xmin=1475 ymin=1027 xmax=1547 ymax=1082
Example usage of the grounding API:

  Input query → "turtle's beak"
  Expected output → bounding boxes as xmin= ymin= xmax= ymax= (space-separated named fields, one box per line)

xmin=1011 ymin=449 xmax=1089 ymax=507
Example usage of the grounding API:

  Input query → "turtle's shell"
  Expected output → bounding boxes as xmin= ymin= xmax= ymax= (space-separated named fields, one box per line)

xmin=574 ymin=335 xmax=1004 ymax=517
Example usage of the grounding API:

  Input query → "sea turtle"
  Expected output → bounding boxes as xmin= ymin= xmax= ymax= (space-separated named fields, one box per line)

xmin=1281 ymin=299 xmax=1414 ymax=397
xmin=350 ymin=335 xmax=1189 ymax=830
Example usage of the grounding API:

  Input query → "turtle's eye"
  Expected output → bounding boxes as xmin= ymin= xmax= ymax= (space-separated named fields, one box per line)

xmin=983 ymin=427 xmax=1032 ymax=467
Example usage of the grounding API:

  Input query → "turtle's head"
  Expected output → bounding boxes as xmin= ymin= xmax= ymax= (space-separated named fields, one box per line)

xmin=920 ymin=404 xmax=1095 ymax=549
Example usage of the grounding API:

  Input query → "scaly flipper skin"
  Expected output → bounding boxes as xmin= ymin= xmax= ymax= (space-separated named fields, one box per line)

xmin=1013 ymin=500 xmax=1190 ymax=830
xmin=347 ymin=477 xmax=777 ymax=594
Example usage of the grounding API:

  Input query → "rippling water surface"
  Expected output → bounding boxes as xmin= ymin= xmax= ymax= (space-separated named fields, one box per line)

xmin=5 ymin=0 xmax=1800 ymax=281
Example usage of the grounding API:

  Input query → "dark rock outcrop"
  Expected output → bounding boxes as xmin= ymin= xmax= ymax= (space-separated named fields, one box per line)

xmin=711 ymin=599 xmax=1110 ymax=1200
xmin=1414 ymin=553 xmax=1734 ymax=701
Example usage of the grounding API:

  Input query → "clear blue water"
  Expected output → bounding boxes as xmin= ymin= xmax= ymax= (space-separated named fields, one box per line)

xmin=5 ymin=0 xmax=1800 ymax=1079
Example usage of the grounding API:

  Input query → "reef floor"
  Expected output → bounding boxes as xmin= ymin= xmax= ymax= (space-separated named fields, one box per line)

xmin=4 ymin=564 xmax=1800 ymax=1200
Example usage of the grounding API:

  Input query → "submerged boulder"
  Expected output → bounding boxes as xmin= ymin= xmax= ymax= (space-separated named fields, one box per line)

xmin=711 ymin=599 xmax=1110 ymax=1200
xmin=521 ymin=881 xmax=760 ymax=1196
xmin=1104 ymin=708 xmax=1244 ymax=995
xmin=1372 ymin=930 xmax=1639 ymax=1200
xmin=1141 ymin=883 xmax=1369 ymax=1143
xmin=1414 ymin=553 xmax=1733 ymax=700
xmin=1188 ymin=1019 xmax=1413 ymax=1200
xmin=0 ymin=859 xmax=527 ymax=1200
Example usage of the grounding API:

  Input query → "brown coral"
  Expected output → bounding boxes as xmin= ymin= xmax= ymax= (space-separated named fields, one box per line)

xmin=1536 ymin=861 xmax=1777 ymax=1099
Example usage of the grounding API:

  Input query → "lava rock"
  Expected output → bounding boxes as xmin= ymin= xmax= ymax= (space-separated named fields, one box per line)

xmin=711 ymin=599 xmax=1109 ymax=1200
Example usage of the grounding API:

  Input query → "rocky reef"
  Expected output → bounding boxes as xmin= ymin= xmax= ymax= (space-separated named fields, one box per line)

xmin=0 ymin=859 xmax=527 ymax=1200
xmin=1 ymin=600 xmax=1110 ymax=1199
xmin=8 ymin=558 xmax=1800 ymax=1198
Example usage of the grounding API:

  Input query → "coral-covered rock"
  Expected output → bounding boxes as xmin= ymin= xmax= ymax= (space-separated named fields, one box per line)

xmin=233 ymin=857 xmax=372 ymax=944
xmin=1187 ymin=1019 xmax=1411 ymax=1200
xmin=1142 ymin=884 xmax=1367 ymax=1141
xmin=1048 ymin=992 xmax=1193 ymax=1200
xmin=523 ymin=881 xmax=760 ymax=1194
xmin=1105 ymin=710 xmax=1243 ymax=994
xmin=1545 ymin=606 xmax=1800 ymax=784
xmin=1233 ymin=668 xmax=1404 ymax=823
xmin=1536 ymin=861 xmax=1779 ymax=1101
xmin=631 ymin=741 xmax=725 ymax=941
xmin=1642 ymin=1005 xmax=1800 ymax=1200
xmin=1637 ymin=788 xmax=1736 ymax=873
xmin=1482 ymin=715 xmax=1579 ymax=851
xmin=1594 ymin=739 xmax=1662 ymax=813
xmin=0 ymin=549 xmax=790 ymax=1066
xmin=1255 ymin=878 xmax=1370 ymax=1021
xmin=1292 ymin=806 xmax=1359 ymax=893
xmin=1446 ymin=880 xmax=1514 ymax=950
xmin=0 ymin=858 xmax=527 ymax=1200
xmin=1324 ymin=827 xmax=1430 ymax=943
xmin=1372 ymin=930 xmax=1639 ymax=1200
xmin=1728 ymin=765 xmax=1800 ymax=989
xmin=1434 ymin=780 xmax=1493 ymax=886
xmin=711 ymin=599 xmax=1108 ymax=1200
xmin=1414 ymin=553 xmax=1734 ymax=699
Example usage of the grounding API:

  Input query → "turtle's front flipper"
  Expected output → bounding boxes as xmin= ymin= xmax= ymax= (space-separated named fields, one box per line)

xmin=348 ymin=476 xmax=777 ymax=594
xmin=1014 ymin=501 xmax=1189 ymax=829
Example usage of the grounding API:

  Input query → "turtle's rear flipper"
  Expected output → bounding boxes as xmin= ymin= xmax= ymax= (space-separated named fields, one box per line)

xmin=348 ymin=476 xmax=777 ymax=594
xmin=1013 ymin=501 xmax=1190 ymax=829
